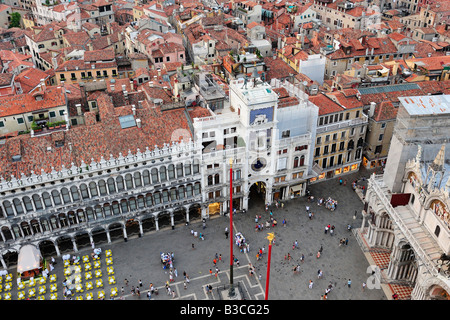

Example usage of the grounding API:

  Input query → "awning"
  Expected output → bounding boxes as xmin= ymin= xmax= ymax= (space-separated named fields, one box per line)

xmin=290 ymin=184 xmax=303 ymax=193
xmin=17 ymin=245 xmax=42 ymax=273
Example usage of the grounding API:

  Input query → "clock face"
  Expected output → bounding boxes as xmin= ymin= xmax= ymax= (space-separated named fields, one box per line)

xmin=251 ymin=157 xmax=267 ymax=172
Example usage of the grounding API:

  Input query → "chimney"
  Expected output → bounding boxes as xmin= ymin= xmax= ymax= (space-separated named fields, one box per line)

xmin=132 ymin=105 xmax=136 ymax=115
xmin=369 ymin=102 xmax=376 ymax=118
xmin=40 ymin=78 xmax=46 ymax=91
xmin=136 ymin=118 xmax=141 ymax=128
xmin=76 ymin=104 xmax=82 ymax=116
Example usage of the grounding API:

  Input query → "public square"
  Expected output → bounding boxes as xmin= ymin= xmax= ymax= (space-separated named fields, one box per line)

xmin=3 ymin=168 xmax=390 ymax=301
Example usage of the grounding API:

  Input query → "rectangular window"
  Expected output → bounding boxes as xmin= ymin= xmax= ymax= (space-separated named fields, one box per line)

xmin=59 ymin=110 xmax=65 ymax=116
xmin=17 ymin=118 xmax=24 ymax=124
xmin=49 ymin=111 xmax=56 ymax=118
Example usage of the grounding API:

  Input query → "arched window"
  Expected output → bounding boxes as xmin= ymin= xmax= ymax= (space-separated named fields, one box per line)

xmin=120 ymin=200 xmax=129 ymax=213
xmin=42 ymin=192 xmax=53 ymax=208
xmin=208 ymin=175 xmax=213 ymax=186
xmin=70 ymin=186 xmax=80 ymax=201
xmin=58 ymin=213 xmax=68 ymax=227
xmin=186 ymin=185 xmax=193 ymax=197
xmin=103 ymin=204 xmax=112 ymax=216
xmin=125 ymin=174 xmax=134 ymax=189
xmin=194 ymin=183 xmax=201 ymax=195
xmin=160 ymin=167 xmax=167 ymax=182
xmin=61 ymin=188 xmax=71 ymax=204
xmin=85 ymin=207 xmax=95 ymax=221
xmin=193 ymin=159 xmax=200 ymax=174
xmin=162 ymin=190 xmax=169 ymax=203
xmin=142 ymin=170 xmax=151 ymax=185
xmin=116 ymin=176 xmax=125 ymax=192
xmin=178 ymin=186 xmax=185 ymax=199
xmin=184 ymin=162 xmax=191 ymax=176
xmin=68 ymin=212 xmax=77 ymax=225
xmin=347 ymin=140 xmax=354 ymax=150
xmin=151 ymin=168 xmax=159 ymax=183
xmin=107 ymin=178 xmax=116 ymax=194
xmin=145 ymin=193 xmax=153 ymax=207
xmin=95 ymin=205 xmax=103 ymax=219
xmin=98 ymin=180 xmax=107 ymax=196
xmin=176 ymin=163 xmax=183 ymax=177
xmin=214 ymin=174 xmax=220 ymax=184
xmin=23 ymin=196 xmax=34 ymax=212
xmin=77 ymin=210 xmax=86 ymax=223
xmin=293 ymin=156 xmax=299 ymax=168
xmin=89 ymin=182 xmax=98 ymax=197
xmin=51 ymin=190 xmax=62 ymax=206
xmin=129 ymin=198 xmax=137 ymax=211
xmin=154 ymin=192 xmax=161 ymax=205
xmin=21 ymin=221 xmax=32 ymax=236
xmin=79 ymin=184 xmax=89 ymax=199
xmin=134 ymin=172 xmax=142 ymax=188
xmin=13 ymin=199 xmax=24 ymax=215
xmin=300 ymin=155 xmax=305 ymax=166
xmin=112 ymin=202 xmax=120 ymax=215
xmin=168 ymin=164 xmax=175 ymax=180
xmin=170 ymin=188 xmax=177 ymax=201
xmin=32 ymin=194 xmax=43 ymax=210
xmin=3 ymin=201 xmax=14 ymax=216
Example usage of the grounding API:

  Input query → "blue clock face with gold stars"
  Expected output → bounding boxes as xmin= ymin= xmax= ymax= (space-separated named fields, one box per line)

xmin=251 ymin=157 xmax=267 ymax=172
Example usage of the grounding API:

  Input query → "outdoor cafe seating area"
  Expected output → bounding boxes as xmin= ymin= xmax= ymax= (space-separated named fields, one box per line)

xmin=0 ymin=248 xmax=117 ymax=300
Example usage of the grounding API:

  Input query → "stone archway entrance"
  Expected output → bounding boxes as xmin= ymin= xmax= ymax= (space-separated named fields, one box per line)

xmin=248 ymin=181 xmax=266 ymax=211
xmin=39 ymin=240 xmax=57 ymax=259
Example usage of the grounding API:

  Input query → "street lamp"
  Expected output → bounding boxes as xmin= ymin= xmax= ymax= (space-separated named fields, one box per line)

xmin=264 ymin=232 xmax=275 ymax=300
xmin=229 ymin=158 xmax=235 ymax=297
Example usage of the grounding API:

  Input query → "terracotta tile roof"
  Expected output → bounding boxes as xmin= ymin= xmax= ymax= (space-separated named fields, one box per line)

xmin=263 ymin=56 xmax=297 ymax=81
xmin=14 ymin=67 xmax=50 ymax=93
xmin=84 ymin=47 xmax=115 ymax=62
xmin=308 ymin=93 xmax=344 ymax=115
xmin=0 ymin=93 xmax=194 ymax=178
xmin=0 ymin=86 xmax=66 ymax=118
xmin=373 ymin=101 xmax=398 ymax=122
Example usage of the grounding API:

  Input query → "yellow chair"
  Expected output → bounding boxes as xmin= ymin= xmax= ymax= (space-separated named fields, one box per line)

xmin=17 ymin=290 xmax=25 ymax=300
xmin=85 ymin=271 xmax=92 ymax=281
xmin=85 ymin=281 xmax=93 ymax=291
xmin=74 ymin=265 xmax=82 ymax=274
xmin=86 ymin=292 xmax=93 ymax=300
xmin=82 ymin=255 xmax=89 ymax=263
xmin=107 ymin=266 xmax=114 ymax=275
xmin=17 ymin=281 xmax=25 ymax=290
xmin=38 ymin=285 xmax=46 ymax=295
xmin=110 ymin=287 xmax=118 ymax=297
xmin=0 ymin=284 xmax=2 ymax=292
xmin=49 ymin=274 xmax=57 ymax=282
xmin=76 ymin=295 xmax=83 ymax=300
xmin=95 ymin=279 xmax=103 ymax=288
xmin=97 ymin=290 xmax=105 ymax=300
xmin=95 ymin=269 xmax=102 ymax=278
xmin=106 ymin=257 xmax=113 ymax=266
xmin=50 ymin=283 xmax=57 ymax=293
xmin=50 ymin=293 xmax=58 ymax=300
xmin=105 ymin=249 xmax=112 ymax=257
xmin=4 ymin=292 xmax=11 ymax=300
xmin=37 ymin=295 xmax=45 ymax=300
xmin=5 ymin=273 xmax=12 ymax=281
xmin=28 ymin=288 xmax=36 ymax=298
xmin=74 ymin=274 xmax=82 ymax=283
xmin=108 ymin=276 xmax=116 ymax=285
xmin=28 ymin=278 xmax=36 ymax=287
xmin=4 ymin=282 xmax=11 ymax=292
xmin=39 ymin=277 xmax=46 ymax=285
xmin=63 ymin=260 xmax=70 ymax=267
xmin=75 ymin=283 xmax=84 ymax=293
xmin=94 ymin=260 xmax=101 ymax=269
xmin=64 ymin=268 xmax=72 ymax=277
xmin=84 ymin=263 xmax=92 ymax=271
xmin=0 ymin=276 xmax=2 ymax=283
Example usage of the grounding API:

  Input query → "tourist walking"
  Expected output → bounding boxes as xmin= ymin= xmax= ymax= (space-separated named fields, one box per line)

xmin=309 ymin=280 xmax=314 ymax=289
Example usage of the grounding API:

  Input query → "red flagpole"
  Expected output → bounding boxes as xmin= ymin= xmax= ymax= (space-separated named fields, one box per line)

xmin=229 ymin=159 xmax=234 ymax=295
xmin=265 ymin=233 xmax=274 ymax=300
